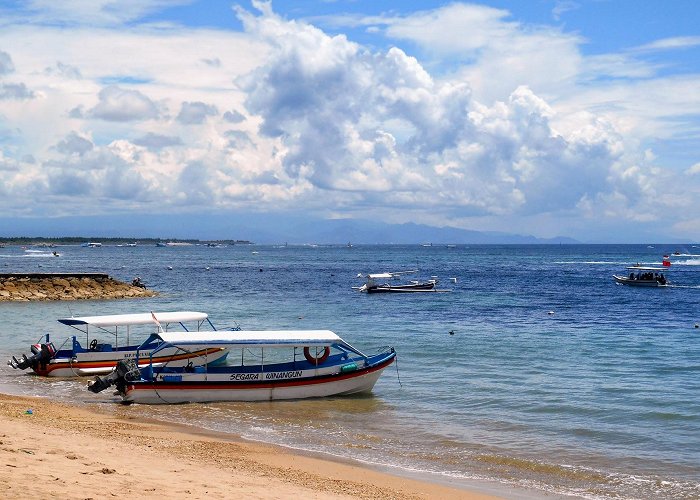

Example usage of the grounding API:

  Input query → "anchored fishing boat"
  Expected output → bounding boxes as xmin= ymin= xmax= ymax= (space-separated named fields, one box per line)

xmin=355 ymin=270 xmax=437 ymax=293
xmin=87 ymin=330 xmax=396 ymax=404
xmin=7 ymin=311 xmax=233 ymax=377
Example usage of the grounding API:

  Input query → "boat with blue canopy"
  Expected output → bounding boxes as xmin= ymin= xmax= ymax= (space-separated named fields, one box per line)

xmin=87 ymin=329 xmax=396 ymax=404
xmin=8 ymin=311 xmax=234 ymax=377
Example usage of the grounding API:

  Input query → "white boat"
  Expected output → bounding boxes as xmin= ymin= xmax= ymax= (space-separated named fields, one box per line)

xmin=87 ymin=330 xmax=396 ymax=404
xmin=8 ymin=311 xmax=233 ymax=377
xmin=355 ymin=270 xmax=437 ymax=293
xmin=613 ymin=266 xmax=669 ymax=287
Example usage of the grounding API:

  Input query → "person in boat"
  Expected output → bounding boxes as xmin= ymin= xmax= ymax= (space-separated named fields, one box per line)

xmin=132 ymin=276 xmax=146 ymax=289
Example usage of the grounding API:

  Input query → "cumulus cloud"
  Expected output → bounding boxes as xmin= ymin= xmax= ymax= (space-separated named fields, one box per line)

xmin=89 ymin=85 xmax=160 ymax=122
xmin=54 ymin=131 xmax=93 ymax=155
xmin=224 ymin=130 xmax=253 ymax=148
xmin=133 ymin=132 xmax=183 ymax=150
xmin=223 ymin=110 xmax=245 ymax=123
xmin=45 ymin=61 xmax=82 ymax=79
xmin=0 ymin=82 xmax=35 ymax=100
xmin=237 ymin=3 xmax=625 ymax=218
xmin=0 ymin=51 xmax=14 ymax=74
xmin=0 ymin=1 xmax=697 ymax=239
xmin=176 ymin=101 xmax=218 ymax=124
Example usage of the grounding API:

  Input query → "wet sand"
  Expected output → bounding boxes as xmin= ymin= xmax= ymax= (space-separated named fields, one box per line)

xmin=0 ymin=392 xmax=503 ymax=499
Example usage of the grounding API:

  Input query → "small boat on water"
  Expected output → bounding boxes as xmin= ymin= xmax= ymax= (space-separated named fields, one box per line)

xmin=87 ymin=330 xmax=396 ymax=404
xmin=355 ymin=271 xmax=437 ymax=293
xmin=7 ymin=311 xmax=234 ymax=377
xmin=613 ymin=266 xmax=669 ymax=287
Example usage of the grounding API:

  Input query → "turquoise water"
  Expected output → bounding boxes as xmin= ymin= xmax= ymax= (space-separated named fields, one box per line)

xmin=1 ymin=244 xmax=699 ymax=498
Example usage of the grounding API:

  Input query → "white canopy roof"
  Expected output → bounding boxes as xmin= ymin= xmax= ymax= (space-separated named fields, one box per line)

xmin=368 ymin=273 xmax=394 ymax=279
xmin=58 ymin=311 xmax=208 ymax=327
xmin=626 ymin=267 xmax=667 ymax=271
xmin=155 ymin=329 xmax=342 ymax=347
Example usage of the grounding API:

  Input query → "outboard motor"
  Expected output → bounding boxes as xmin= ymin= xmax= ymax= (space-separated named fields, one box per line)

xmin=88 ymin=359 xmax=140 ymax=394
xmin=8 ymin=342 xmax=56 ymax=371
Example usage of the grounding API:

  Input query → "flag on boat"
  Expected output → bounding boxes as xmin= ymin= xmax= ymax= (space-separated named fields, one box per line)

xmin=662 ymin=255 xmax=671 ymax=267
xmin=150 ymin=311 xmax=163 ymax=331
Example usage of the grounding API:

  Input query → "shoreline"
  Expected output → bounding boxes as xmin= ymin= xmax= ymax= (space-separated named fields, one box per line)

xmin=0 ymin=392 xmax=504 ymax=499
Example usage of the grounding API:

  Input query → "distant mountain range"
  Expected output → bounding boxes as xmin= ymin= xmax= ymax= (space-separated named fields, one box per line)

xmin=0 ymin=213 xmax=579 ymax=244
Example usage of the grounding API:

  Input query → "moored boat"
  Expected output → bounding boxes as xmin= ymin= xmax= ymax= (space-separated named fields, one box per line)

xmin=7 ymin=311 xmax=234 ymax=377
xmin=355 ymin=271 xmax=437 ymax=293
xmin=87 ymin=330 xmax=396 ymax=404
xmin=613 ymin=266 xmax=669 ymax=287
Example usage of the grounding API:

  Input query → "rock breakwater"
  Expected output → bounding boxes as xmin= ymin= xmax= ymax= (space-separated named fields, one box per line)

xmin=0 ymin=273 xmax=157 ymax=301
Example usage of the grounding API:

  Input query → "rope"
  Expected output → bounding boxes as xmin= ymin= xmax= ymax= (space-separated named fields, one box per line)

xmin=394 ymin=353 xmax=402 ymax=388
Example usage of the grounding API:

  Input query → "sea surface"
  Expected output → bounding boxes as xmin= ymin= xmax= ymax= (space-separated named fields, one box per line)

xmin=1 ymin=243 xmax=699 ymax=499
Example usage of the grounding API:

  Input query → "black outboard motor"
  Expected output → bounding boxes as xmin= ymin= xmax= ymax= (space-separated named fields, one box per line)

xmin=8 ymin=342 xmax=56 ymax=371
xmin=88 ymin=359 xmax=140 ymax=394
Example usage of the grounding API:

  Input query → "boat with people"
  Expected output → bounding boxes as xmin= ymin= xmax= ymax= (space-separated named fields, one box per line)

xmin=613 ymin=266 xmax=669 ymax=287
xmin=87 ymin=329 xmax=396 ymax=404
xmin=7 ymin=311 xmax=234 ymax=377
xmin=355 ymin=270 xmax=437 ymax=293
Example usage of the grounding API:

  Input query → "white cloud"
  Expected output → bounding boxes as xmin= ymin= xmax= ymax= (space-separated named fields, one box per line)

xmin=0 ymin=51 xmax=14 ymax=74
xmin=0 ymin=1 xmax=697 ymax=240
xmin=12 ymin=0 xmax=192 ymax=27
xmin=89 ymin=85 xmax=160 ymax=122
xmin=177 ymin=101 xmax=218 ymax=125
xmin=0 ymin=82 xmax=35 ymax=100
xmin=632 ymin=36 xmax=700 ymax=52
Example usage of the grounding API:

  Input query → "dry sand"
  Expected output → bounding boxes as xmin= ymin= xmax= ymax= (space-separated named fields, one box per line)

xmin=0 ymin=392 xmax=502 ymax=499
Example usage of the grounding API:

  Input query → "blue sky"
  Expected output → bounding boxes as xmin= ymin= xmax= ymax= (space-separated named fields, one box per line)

xmin=0 ymin=1 xmax=699 ymax=242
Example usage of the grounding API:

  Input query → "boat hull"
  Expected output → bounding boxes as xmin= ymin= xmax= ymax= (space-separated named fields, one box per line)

xmin=122 ymin=353 xmax=396 ymax=404
xmin=613 ymin=276 xmax=665 ymax=287
xmin=33 ymin=346 xmax=229 ymax=377
xmin=366 ymin=283 xmax=435 ymax=293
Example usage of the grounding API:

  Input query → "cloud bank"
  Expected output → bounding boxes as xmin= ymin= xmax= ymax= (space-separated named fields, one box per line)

xmin=0 ymin=1 xmax=697 ymax=240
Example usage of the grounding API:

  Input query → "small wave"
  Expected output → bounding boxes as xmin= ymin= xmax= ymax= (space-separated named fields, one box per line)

xmin=671 ymin=258 xmax=700 ymax=265
xmin=554 ymin=261 xmax=629 ymax=265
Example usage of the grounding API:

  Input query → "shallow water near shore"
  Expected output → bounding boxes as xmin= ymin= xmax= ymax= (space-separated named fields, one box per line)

xmin=1 ymin=243 xmax=699 ymax=499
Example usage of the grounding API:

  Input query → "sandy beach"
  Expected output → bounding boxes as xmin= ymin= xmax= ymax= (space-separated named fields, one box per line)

xmin=0 ymin=392 xmax=501 ymax=500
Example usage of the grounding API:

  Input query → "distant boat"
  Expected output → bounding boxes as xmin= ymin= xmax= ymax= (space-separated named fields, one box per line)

xmin=81 ymin=242 xmax=102 ymax=248
xmin=355 ymin=270 xmax=437 ymax=293
xmin=613 ymin=266 xmax=669 ymax=287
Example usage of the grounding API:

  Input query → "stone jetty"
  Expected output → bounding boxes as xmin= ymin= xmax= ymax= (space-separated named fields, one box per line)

xmin=0 ymin=273 xmax=157 ymax=301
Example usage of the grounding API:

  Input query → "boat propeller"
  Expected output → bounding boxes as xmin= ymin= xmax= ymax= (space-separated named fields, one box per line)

xmin=88 ymin=359 xmax=140 ymax=394
xmin=7 ymin=343 xmax=56 ymax=371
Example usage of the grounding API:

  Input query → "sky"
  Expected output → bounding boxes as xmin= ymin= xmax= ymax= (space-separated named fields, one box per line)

xmin=0 ymin=0 xmax=699 ymax=242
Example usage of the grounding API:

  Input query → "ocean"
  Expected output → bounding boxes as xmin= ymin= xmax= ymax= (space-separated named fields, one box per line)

xmin=0 ymin=243 xmax=698 ymax=499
